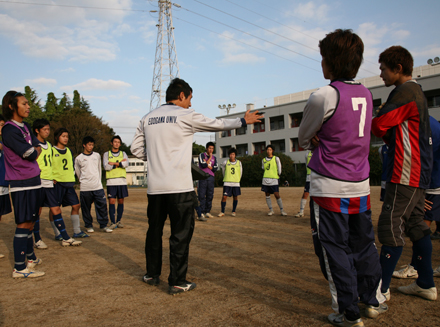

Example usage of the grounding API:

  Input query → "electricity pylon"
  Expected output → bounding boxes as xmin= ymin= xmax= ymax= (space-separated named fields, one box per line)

xmin=150 ymin=0 xmax=180 ymax=111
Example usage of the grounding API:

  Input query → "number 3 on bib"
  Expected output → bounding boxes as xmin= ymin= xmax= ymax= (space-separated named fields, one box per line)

xmin=352 ymin=97 xmax=367 ymax=137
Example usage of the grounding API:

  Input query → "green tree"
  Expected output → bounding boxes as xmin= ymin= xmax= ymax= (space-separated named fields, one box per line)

xmin=192 ymin=142 xmax=205 ymax=155
xmin=58 ymin=93 xmax=71 ymax=113
xmin=44 ymin=92 xmax=58 ymax=120
xmin=23 ymin=86 xmax=45 ymax=124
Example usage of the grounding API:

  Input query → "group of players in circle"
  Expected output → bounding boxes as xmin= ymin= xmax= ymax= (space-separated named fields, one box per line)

xmin=0 ymin=94 xmax=129 ymax=279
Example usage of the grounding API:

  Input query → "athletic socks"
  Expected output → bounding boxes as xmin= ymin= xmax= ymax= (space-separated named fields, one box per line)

xmin=266 ymin=196 xmax=272 ymax=210
xmin=50 ymin=221 xmax=61 ymax=237
xmin=53 ymin=214 xmax=70 ymax=240
xmin=13 ymin=228 xmax=29 ymax=271
xmin=109 ymin=204 xmax=116 ymax=224
xmin=33 ymin=216 xmax=42 ymax=242
xmin=232 ymin=200 xmax=238 ymax=212
xmin=300 ymin=198 xmax=307 ymax=214
xmin=71 ymin=214 xmax=81 ymax=234
xmin=117 ymin=204 xmax=124 ymax=222
xmin=221 ymin=201 xmax=226 ymax=213
xmin=276 ymin=198 xmax=284 ymax=210
xmin=380 ymin=245 xmax=403 ymax=293
xmin=26 ymin=230 xmax=37 ymax=261
xmin=412 ymin=235 xmax=435 ymax=289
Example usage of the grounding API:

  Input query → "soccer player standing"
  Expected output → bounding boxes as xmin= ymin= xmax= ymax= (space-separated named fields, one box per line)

xmin=372 ymin=46 xmax=436 ymax=301
xmin=131 ymin=78 xmax=262 ymax=294
xmin=218 ymin=148 xmax=242 ymax=217
xmin=198 ymin=142 xmax=217 ymax=219
xmin=0 ymin=114 xmax=12 ymax=259
xmin=299 ymin=29 xmax=386 ymax=326
xmin=103 ymin=135 xmax=129 ymax=229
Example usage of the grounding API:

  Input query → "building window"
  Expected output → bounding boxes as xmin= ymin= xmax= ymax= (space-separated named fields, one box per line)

xmin=221 ymin=130 xmax=232 ymax=138
xmin=253 ymin=142 xmax=266 ymax=155
xmin=253 ymin=121 xmax=265 ymax=133
xmin=290 ymin=138 xmax=304 ymax=152
xmin=136 ymin=176 xmax=145 ymax=181
xmin=136 ymin=162 xmax=144 ymax=166
xmin=235 ymin=125 xmax=247 ymax=135
xmin=221 ymin=146 xmax=231 ymax=158
xmin=271 ymin=139 xmax=285 ymax=153
xmin=129 ymin=162 xmax=135 ymax=166
xmin=427 ymin=95 xmax=440 ymax=108
xmin=290 ymin=113 xmax=303 ymax=127
xmin=236 ymin=143 xmax=248 ymax=156
xmin=269 ymin=116 xmax=285 ymax=131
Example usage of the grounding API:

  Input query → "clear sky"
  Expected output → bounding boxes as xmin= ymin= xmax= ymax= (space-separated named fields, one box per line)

xmin=1 ymin=0 xmax=439 ymax=146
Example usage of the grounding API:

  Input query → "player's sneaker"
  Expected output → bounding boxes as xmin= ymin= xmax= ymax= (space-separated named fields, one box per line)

xmin=294 ymin=212 xmax=304 ymax=218
xmin=205 ymin=213 xmax=213 ymax=218
xmin=430 ymin=231 xmax=440 ymax=240
xmin=73 ymin=231 xmax=90 ymax=238
xmin=143 ymin=274 xmax=160 ymax=286
xmin=397 ymin=281 xmax=437 ymax=300
xmin=0 ymin=253 xmax=4 ymax=259
xmin=169 ymin=281 xmax=196 ymax=295
xmin=365 ymin=303 xmax=388 ymax=319
xmin=109 ymin=223 xmax=118 ymax=230
xmin=392 ymin=264 xmax=418 ymax=279
xmin=86 ymin=228 xmax=95 ymax=233
xmin=197 ymin=215 xmax=207 ymax=221
xmin=280 ymin=210 xmax=288 ymax=216
xmin=267 ymin=210 xmax=274 ymax=216
xmin=382 ymin=288 xmax=390 ymax=301
xmin=62 ymin=238 xmax=82 ymax=247
xmin=434 ymin=266 xmax=440 ymax=277
xmin=231 ymin=212 xmax=236 ymax=217
xmin=55 ymin=234 xmax=63 ymax=241
xmin=117 ymin=221 xmax=124 ymax=228
xmin=34 ymin=240 xmax=48 ymax=249
xmin=218 ymin=212 xmax=225 ymax=217
xmin=101 ymin=227 xmax=113 ymax=233
xmin=12 ymin=268 xmax=45 ymax=278
xmin=328 ymin=313 xmax=364 ymax=326
xmin=27 ymin=258 xmax=43 ymax=269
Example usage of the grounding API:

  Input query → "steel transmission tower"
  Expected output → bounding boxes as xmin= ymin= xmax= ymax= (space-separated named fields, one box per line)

xmin=150 ymin=0 xmax=180 ymax=111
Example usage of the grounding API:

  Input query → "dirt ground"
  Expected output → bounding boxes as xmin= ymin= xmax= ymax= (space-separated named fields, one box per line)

xmin=0 ymin=186 xmax=439 ymax=327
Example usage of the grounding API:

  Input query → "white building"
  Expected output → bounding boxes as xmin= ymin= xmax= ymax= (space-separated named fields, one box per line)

xmin=126 ymin=156 xmax=147 ymax=186
xmin=215 ymin=64 xmax=440 ymax=164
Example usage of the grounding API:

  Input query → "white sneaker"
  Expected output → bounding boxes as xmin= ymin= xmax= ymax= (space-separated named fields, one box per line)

xmin=231 ymin=212 xmax=236 ymax=217
xmin=393 ymin=264 xmax=418 ymax=279
xmin=365 ymin=303 xmax=388 ymax=319
xmin=0 ymin=253 xmax=4 ymax=259
xmin=383 ymin=288 xmax=390 ymax=301
xmin=281 ymin=210 xmax=287 ymax=216
xmin=109 ymin=223 xmax=118 ymax=230
xmin=62 ymin=238 xmax=82 ymax=247
xmin=34 ymin=240 xmax=48 ymax=249
xmin=398 ymin=281 xmax=437 ymax=300
xmin=433 ymin=266 xmax=440 ymax=277
xmin=218 ymin=212 xmax=225 ymax=217
xmin=205 ymin=213 xmax=213 ymax=218
xmin=12 ymin=267 xmax=45 ymax=278
xmin=101 ymin=227 xmax=113 ymax=233
xmin=294 ymin=212 xmax=304 ymax=218
xmin=267 ymin=210 xmax=274 ymax=216
xmin=86 ymin=228 xmax=95 ymax=233
xmin=27 ymin=258 xmax=43 ymax=269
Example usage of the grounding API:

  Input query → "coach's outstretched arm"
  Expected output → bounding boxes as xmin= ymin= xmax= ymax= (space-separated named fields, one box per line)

xmin=131 ymin=120 xmax=147 ymax=161
xmin=192 ymin=109 xmax=263 ymax=133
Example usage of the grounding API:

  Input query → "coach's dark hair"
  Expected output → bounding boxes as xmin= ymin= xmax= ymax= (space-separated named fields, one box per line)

xmin=206 ymin=141 xmax=215 ymax=149
xmin=111 ymin=135 xmax=122 ymax=143
xmin=378 ymin=46 xmax=413 ymax=76
xmin=228 ymin=147 xmax=237 ymax=155
xmin=166 ymin=78 xmax=193 ymax=102
xmin=33 ymin=118 xmax=50 ymax=136
xmin=54 ymin=127 xmax=69 ymax=145
xmin=319 ymin=29 xmax=364 ymax=79
xmin=266 ymin=144 xmax=274 ymax=151
xmin=82 ymin=136 xmax=95 ymax=146
xmin=0 ymin=114 xmax=5 ymax=122
xmin=2 ymin=91 xmax=25 ymax=121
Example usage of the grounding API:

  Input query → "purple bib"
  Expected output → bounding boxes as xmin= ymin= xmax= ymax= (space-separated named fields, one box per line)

xmin=3 ymin=121 xmax=40 ymax=181
xmin=308 ymin=81 xmax=372 ymax=181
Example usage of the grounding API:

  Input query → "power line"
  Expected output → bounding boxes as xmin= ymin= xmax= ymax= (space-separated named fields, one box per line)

xmin=174 ymin=16 xmax=321 ymax=72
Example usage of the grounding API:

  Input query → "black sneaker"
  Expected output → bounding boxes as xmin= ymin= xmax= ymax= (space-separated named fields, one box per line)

xmin=143 ymin=274 xmax=160 ymax=286
xmin=430 ymin=231 xmax=440 ymax=240
xmin=169 ymin=281 xmax=197 ymax=295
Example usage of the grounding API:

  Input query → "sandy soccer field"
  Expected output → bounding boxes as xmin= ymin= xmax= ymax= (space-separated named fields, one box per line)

xmin=0 ymin=186 xmax=439 ymax=327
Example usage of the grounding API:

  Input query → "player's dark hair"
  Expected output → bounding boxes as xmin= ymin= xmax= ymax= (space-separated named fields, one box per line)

xmin=378 ymin=46 xmax=413 ymax=76
xmin=228 ymin=147 xmax=237 ymax=155
xmin=319 ymin=29 xmax=364 ymax=79
xmin=2 ymin=91 xmax=25 ymax=121
xmin=54 ymin=128 xmax=69 ymax=145
xmin=206 ymin=141 xmax=215 ymax=149
xmin=32 ymin=118 xmax=50 ymax=136
xmin=111 ymin=135 xmax=122 ymax=143
xmin=166 ymin=78 xmax=193 ymax=102
xmin=266 ymin=144 xmax=274 ymax=151
xmin=82 ymin=136 xmax=95 ymax=146
xmin=0 ymin=114 xmax=5 ymax=122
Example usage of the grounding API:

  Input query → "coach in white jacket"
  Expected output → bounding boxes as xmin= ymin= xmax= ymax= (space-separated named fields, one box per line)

xmin=131 ymin=78 xmax=262 ymax=295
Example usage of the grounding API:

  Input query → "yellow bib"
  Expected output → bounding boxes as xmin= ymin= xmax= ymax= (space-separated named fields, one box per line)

xmin=223 ymin=160 xmax=241 ymax=183
xmin=106 ymin=151 xmax=127 ymax=179
xmin=263 ymin=156 xmax=279 ymax=179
